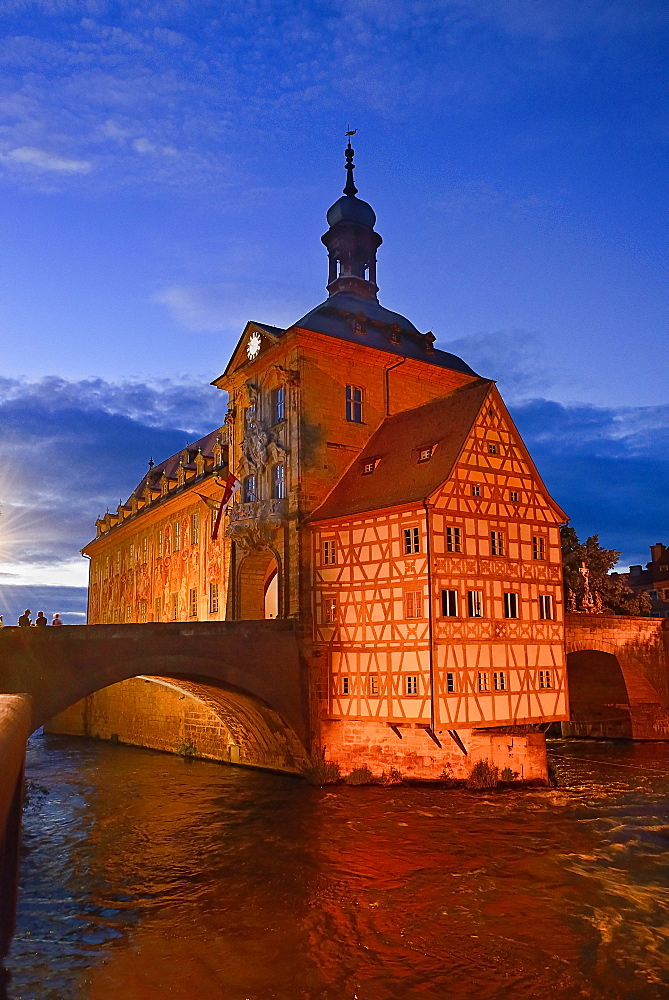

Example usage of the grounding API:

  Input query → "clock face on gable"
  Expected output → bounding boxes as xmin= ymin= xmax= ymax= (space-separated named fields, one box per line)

xmin=246 ymin=332 xmax=262 ymax=360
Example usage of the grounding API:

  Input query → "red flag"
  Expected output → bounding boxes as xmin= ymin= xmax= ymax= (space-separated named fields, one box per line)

xmin=211 ymin=474 xmax=241 ymax=540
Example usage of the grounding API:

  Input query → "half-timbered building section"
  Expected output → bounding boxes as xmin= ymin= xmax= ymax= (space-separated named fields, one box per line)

xmin=310 ymin=378 xmax=568 ymax=752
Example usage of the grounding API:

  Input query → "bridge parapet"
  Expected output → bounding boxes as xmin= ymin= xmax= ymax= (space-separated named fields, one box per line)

xmin=0 ymin=619 xmax=308 ymax=740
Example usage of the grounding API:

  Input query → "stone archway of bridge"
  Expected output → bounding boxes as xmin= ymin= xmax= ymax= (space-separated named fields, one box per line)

xmin=46 ymin=675 xmax=309 ymax=775
xmin=237 ymin=549 xmax=281 ymax=620
xmin=565 ymin=641 xmax=665 ymax=740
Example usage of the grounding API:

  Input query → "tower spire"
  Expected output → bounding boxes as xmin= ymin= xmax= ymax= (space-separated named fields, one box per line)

xmin=322 ymin=132 xmax=382 ymax=301
xmin=343 ymin=136 xmax=358 ymax=196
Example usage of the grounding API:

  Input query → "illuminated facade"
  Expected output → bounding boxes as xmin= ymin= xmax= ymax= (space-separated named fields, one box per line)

xmin=80 ymin=141 xmax=568 ymax=779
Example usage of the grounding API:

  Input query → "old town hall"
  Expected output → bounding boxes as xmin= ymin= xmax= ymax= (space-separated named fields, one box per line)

xmin=54 ymin=142 xmax=568 ymax=781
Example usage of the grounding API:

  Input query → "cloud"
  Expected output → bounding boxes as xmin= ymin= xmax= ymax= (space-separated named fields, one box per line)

xmin=442 ymin=328 xmax=555 ymax=399
xmin=153 ymin=282 xmax=310 ymax=334
xmin=0 ymin=375 xmax=227 ymax=573
xmin=510 ymin=398 xmax=669 ymax=567
xmin=3 ymin=146 xmax=91 ymax=172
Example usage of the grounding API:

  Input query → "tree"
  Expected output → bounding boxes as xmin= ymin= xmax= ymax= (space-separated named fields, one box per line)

xmin=561 ymin=526 xmax=652 ymax=616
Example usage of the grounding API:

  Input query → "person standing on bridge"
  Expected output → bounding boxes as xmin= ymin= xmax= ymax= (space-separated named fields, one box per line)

xmin=51 ymin=614 xmax=63 ymax=626
xmin=18 ymin=609 xmax=32 ymax=627
xmin=35 ymin=612 xmax=48 ymax=628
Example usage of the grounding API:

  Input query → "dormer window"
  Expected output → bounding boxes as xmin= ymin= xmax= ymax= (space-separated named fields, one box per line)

xmin=353 ymin=313 xmax=366 ymax=334
xmin=418 ymin=446 xmax=434 ymax=463
xmin=362 ymin=457 xmax=378 ymax=475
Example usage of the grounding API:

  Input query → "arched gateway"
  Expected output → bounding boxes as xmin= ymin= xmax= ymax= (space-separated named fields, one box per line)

xmin=0 ymin=621 xmax=310 ymax=771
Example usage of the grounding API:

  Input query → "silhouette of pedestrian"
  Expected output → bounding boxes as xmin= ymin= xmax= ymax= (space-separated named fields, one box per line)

xmin=35 ymin=612 xmax=48 ymax=628
xmin=51 ymin=613 xmax=63 ymax=626
xmin=18 ymin=609 xmax=32 ymax=627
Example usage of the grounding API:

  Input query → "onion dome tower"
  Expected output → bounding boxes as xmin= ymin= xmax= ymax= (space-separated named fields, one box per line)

xmin=321 ymin=139 xmax=382 ymax=300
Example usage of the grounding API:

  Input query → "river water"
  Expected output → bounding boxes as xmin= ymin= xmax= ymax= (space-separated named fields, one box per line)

xmin=6 ymin=734 xmax=669 ymax=1000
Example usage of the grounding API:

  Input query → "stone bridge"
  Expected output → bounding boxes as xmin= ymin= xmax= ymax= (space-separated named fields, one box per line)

xmin=564 ymin=613 xmax=669 ymax=740
xmin=0 ymin=619 xmax=311 ymax=961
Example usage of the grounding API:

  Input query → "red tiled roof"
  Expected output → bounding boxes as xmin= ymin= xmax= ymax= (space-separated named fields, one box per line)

xmin=309 ymin=379 xmax=494 ymax=522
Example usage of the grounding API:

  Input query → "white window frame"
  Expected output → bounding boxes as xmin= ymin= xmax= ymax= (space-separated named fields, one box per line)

xmin=345 ymin=384 xmax=363 ymax=423
xmin=504 ymin=592 xmax=519 ymax=619
xmin=441 ymin=589 xmax=458 ymax=617
xmin=491 ymin=530 xmax=505 ymax=556
xmin=539 ymin=594 xmax=554 ymax=620
xmin=322 ymin=540 xmax=337 ymax=565
xmin=468 ymin=590 xmax=484 ymax=618
xmin=446 ymin=526 xmax=462 ymax=552
xmin=403 ymin=526 xmax=420 ymax=555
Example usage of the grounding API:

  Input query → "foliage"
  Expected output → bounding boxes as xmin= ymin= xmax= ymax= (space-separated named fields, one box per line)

xmin=561 ymin=526 xmax=652 ymax=616
xmin=439 ymin=763 xmax=461 ymax=788
xmin=378 ymin=767 xmax=403 ymax=785
xmin=303 ymin=753 xmax=340 ymax=786
xmin=176 ymin=736 xmax=197 ymax=758
xmin=344 ymin=766 xmax=374 ymax=785
xmin=466 ymin=759 xmax=499 ymax=790
xmin=500 ymin=767 xmax=519 ymax=782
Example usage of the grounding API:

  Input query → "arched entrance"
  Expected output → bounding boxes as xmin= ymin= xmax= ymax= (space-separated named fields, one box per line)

xmin=564 ymin=650 xmax=633 ymax=739
xmin=45 ymin=675 xmax=308 ymax=774
xmin=237 ymin=549 xmax=281 ymax=620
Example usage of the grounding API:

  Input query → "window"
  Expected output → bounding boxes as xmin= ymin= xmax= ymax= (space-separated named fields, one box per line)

xmin=504 ymin=592 xmax=519 ymax=619
xmin=322 ymin=540 xmax=337 ymax=565
xmin=446 ymin=672 xmax=456 ymax=693
xmin=539 ymin=595 xmax=554 ymax=620
xmin=468 ymin=590 xmax=484 ymax=617
xmin=405 ymin=591 xmax=423 ymax=619
xmin=539 ymin=670 xmax=552 ymax=689
xmin=173 ymin=521 xmax=181 ymax=552
xmin=209 ymin=583 xmax=219 ymax=615
xmin=362 ymin=458 xmax=378 ymax=474
xmin=509 ymin=491 xmax=519 ymax=502
xmin=138 ymin=600 xmax=147 ymax=623
xmin=441 ymin=589 xmax=459 ymax=617
xmin=142 ymin=537 xmax=148 ymax=562
xmin=406 ymin=675 xmax=419 ymax=695
xmin=369 ymin=675 xmax=379 ymax=695
xmin=346 ymin=384 xmax=363 ymax=423
xmin=171 ymin=593 xmax=179 ymax=620
xmin=190 ymin=513 xmax=199 ymax=545
xmin=273 ymin=385 xmax=285 ymax=424
xmin=125 ymin=605 xmax=132 ymax=623
xmin=154 ymin=597 xmax=161 ymax=622
xmin=157 ymin=531 xmax=163 ymax=558
xmin=323 ymin=597 xmax=338 ymax=624
xmin=272 ymin=463 xmax=285 ymax=500
xmin=189 ymin=588 xmax=197 ymax=618
xmin=244 ymin=475 xmax=257 ymax=502
xmin=478 ymin=671 xmax=489 ymax=692
xmin=471 ymin=485 xmax=481 ymax=497
xmin=115 ymin=551 xmax=120 ymax=573
xmin=533 ymin=535 xmax=546 ymax=560
xmin=341 ymin=676 xmax=350 ymax=695
xmin=446 ymin=526 xmax=462 ymax=552
xmin=418 ymin=446 xmax=433 ymax=462
xmin=493 ymin=671 xmax=506 ymax=691
xmin=491 ymin=531 xmax=505 ymax=556
xmin=164 ymin=530 xmax=171 ymax=555
xmin=488 ymin=443 xmax=498 ymax=454
xmin=403 ymin=526 xmax=420 ymax=554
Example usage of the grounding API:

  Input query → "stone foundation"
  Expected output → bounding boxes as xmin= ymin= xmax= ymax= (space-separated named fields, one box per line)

xmin=320 ymin=719 xmax=549 ymax=782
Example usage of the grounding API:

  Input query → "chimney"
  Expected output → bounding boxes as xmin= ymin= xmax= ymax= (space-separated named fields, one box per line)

xmin=650 ymin=543 xmax=665 ymax=564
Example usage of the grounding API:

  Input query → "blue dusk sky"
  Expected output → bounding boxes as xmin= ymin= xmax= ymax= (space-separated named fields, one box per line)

xmin=0 ymin=0 xmax=667 ymax=622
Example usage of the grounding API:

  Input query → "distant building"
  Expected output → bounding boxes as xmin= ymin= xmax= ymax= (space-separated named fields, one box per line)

xmin=627 ymin=544 xmax=669 ymax=619
xmin=64 ymin=141 xmax=570 ymax=779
